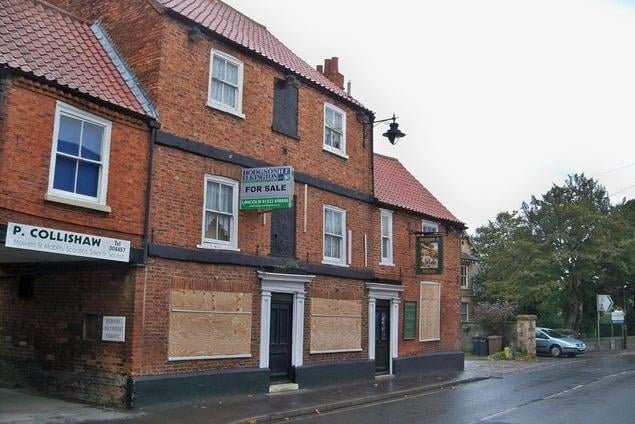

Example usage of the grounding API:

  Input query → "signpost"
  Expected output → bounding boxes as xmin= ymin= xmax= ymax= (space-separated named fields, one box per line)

xmin=240 ymin=166 xmax=294 ymax=210
xmin=597 ymin=294 xmax=614 ymax=312
xmin=611 ymin=310 xmax=625 ymax=324
xmin=597 ymin=294 xmax=614 ymax=351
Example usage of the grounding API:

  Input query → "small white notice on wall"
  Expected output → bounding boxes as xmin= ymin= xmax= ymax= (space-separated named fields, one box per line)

xmin=102 ymin=316 xmax=126 ymax=342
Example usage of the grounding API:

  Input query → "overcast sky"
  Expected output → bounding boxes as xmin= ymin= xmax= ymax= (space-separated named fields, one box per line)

xmin=225 ymin=0 xmax=635 ymax=231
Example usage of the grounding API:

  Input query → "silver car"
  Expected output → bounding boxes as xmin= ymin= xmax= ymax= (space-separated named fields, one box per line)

xmin=536 ymin=327 xmax=587 ymax=357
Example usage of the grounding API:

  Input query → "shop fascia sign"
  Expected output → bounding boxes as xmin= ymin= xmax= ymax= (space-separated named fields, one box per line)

xmin=5 ymin=222 xmax=130 ymax=263
xmin=240 ymin=166 xmax=294 ymax=210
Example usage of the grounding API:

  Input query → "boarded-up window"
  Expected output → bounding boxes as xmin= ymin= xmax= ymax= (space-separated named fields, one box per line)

xmin=419 ymin=282 xmax=441 ymax=341
xmin=168 ymin=289 xmax=252 ymax=359
xmin=272 ymin=78 xmax=298 ymax=138
xmin=310 ymin=298 xmax=362 ymax=353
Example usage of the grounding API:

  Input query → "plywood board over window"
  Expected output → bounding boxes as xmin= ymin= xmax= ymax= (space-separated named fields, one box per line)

xmin=419 ymin=282 xmax=441 ymax=342
xmin=168 ymin=289 xmax=252 ymax=360
xmin=310 ymin=298 xmax=362 ymax=353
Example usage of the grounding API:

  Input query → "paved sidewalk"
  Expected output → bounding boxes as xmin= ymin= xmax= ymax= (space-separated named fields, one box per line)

xmin=0 ymin=388 xmax=130 ymax=424
xmin=3 ymin=349 xmax=634 ymax=424
xmin=116 ymin=371 xmax=488 ymax=424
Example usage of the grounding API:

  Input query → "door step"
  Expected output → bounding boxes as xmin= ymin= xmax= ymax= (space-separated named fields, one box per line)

xmin=269 ymin=383 xmax=299 ymax=393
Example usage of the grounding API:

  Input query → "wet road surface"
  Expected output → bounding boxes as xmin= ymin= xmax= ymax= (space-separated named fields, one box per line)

xmin=294 ymin=354 xmax=635 ymax=424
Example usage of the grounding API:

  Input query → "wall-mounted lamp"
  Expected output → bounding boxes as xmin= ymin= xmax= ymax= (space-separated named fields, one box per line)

xmin=380 ymin=114 xmax=406 ymax=145
xmin=357 ymin=113 xmax=406 ymax=146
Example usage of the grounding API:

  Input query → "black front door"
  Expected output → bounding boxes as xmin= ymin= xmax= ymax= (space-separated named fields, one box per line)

xmin=269 ymin=293 xmax=293 ymax=382
xmin=375 ymin=300 xmax=390 ymax=374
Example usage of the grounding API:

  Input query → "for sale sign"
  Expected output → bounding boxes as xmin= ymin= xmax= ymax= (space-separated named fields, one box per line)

xmin=240 ymin=166 xmax=294 ymax=210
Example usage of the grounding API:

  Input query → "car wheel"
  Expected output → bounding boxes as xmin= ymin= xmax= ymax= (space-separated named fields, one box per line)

xmin=550 ymin=345 xmax=562 ymax=358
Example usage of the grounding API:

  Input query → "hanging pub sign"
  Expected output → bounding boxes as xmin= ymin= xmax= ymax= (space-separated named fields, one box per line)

xmin=416 ymin=233 xmax=443 ymax=274
xmin=240 ymin=166 xmax=294 ymax=210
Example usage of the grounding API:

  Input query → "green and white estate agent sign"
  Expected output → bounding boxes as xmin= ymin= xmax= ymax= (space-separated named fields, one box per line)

xmin=240 ymin=166 xmax=294 ymax=210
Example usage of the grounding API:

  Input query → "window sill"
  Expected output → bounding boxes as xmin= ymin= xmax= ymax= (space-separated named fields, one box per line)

xmin=379 ymin=261 xmax=395 ymax=267
xmin=272 ymin=127 xmax=300 ymax=141
xmin=322 ymin=145 xmax=348 ymax=159
xmin=321 ymin=259 xmax=349 ymax=268
xmin=44 ymin=193 xmax=111 ymax=213
xmin=206 ymin=101 xmax=246 ymax=119
xmin=197 ymin=243 xmax=240 ymax=252
xmin=420 ymin=338 xmax=441 ymax=343
xmin=310 ymin=348 xmax=362 ymax=354
xmin=168 ymin=354 xmax=251 ymax=361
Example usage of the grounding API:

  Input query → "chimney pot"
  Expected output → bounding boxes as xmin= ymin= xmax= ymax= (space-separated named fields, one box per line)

xmin=317 ymin=64 xmax=323 ymax=74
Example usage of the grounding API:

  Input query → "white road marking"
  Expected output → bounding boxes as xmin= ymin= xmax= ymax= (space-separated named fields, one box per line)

xmin=479 ymin=407 xmax=519 ymax=421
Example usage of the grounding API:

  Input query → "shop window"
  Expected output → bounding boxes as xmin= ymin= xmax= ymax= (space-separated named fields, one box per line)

xmin=48 ymin=102 xmax=111 ymax=206
xmin=323 ymin=103 xmax=347 ymax=158
xmin=380 ymin=209 xmax=393 ymax=265
xmin=201 ymin=175 xmax=239 ymax=250
xmin=208 ymin=50 xmax=244 ymax=117
xmin=272 ymin=78 xmax=298 ymax=138
xmin=323 ymin=205 xmax=346 ymax=266
xmin=83 ymin=314 xmax=99 ymax=341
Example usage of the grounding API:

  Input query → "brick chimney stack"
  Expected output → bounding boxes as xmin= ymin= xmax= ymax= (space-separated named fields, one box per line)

xmin=317 ymin=57 xmax=344 ymax=89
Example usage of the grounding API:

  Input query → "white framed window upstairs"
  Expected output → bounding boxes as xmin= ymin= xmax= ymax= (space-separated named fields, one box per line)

xmin=380 ymin=209 xmax=394 ymax=266
xmin=422 ymin=219 xmax=439 ymax=234
xmin=201 ymin=175 xmax=239 ymax=250
xmin=323 ymin=205 xmax=347 ymax=266
xmin=323 ymin=103 xmax=347 ymax=158
xmin=461 ymin=265 xmax=469 ymax=288
xmin=46 ymin=101 xmax=112 ymax=210
xmin=208 ymin=50 xmax=244 ymax=118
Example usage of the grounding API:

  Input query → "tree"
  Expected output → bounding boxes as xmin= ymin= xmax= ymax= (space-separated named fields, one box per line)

xmin=522 ymin=174 xmax=611 ymax=331
xmin=473 ymin=174 xmax=630 ymax=334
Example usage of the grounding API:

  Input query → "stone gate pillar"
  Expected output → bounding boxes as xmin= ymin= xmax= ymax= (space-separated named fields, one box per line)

xmin=515 ymin=315 xmax=537 ymax=357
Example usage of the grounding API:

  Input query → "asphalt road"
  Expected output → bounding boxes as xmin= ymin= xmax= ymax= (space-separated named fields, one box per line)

xmin=293 ymin=354 xmax=635 ymax=424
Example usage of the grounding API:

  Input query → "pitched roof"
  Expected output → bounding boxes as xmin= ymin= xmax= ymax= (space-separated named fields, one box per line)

xmin=374 ymin=153 xmax=464 ymax=226
xmin=0 ymin=0 xmax=154 ymax=117
xmin=156 ymin=0 xmax=369 ymax=111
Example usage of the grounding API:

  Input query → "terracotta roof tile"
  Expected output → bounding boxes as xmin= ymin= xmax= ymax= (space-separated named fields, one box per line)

xmin=157 ymin=0 xmax=369 ymax=111
xmin=374 ymin=154 xmax=464 ymax=226
xmin=0 ymin=0 xmax=147 ymax=115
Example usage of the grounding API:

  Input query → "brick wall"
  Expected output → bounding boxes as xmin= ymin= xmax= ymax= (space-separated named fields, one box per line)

xmin=0 ymin=263 xmax=137 ymax=407
xmin=0 ymin=78 xmax=149 ymax=245
xmin=45 ymin=1 xmax=374 ymax=195
xmin=373 ymin=209 xmax=462 ymax=355
xmin=150 ymin=148 xmax=375 ymax=268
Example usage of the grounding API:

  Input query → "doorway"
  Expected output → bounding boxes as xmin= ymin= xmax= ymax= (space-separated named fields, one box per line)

xmin=375 ymin=299 xmax=391 ymax=374
xmin=269 ymin=293 xmax=293 ymax=382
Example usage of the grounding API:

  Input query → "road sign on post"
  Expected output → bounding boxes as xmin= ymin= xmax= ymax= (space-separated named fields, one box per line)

xmin=597 ymin=294 xmax=614 ymax=312
xmin=612 ymin=310 xmax=625 ymax=324
xmin=597 ymin=294 xmax=615 ymax=351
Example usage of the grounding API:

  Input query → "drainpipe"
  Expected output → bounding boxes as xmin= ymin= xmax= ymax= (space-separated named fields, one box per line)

xmin=142 ymin=119 xmax=160 ymax=265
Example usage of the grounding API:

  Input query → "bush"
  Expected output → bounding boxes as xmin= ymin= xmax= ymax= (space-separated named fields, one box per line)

xmin=474 ymin=301 xmax=516 ymax=335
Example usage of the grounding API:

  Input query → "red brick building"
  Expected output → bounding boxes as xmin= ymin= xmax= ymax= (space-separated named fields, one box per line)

xmin=1 ymin=0 xmax=465 ymax=407
xmin=373 ymin=154 xmax=465 ymax=373
xmin=0 ymin=0 xmax=156 ymax=407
